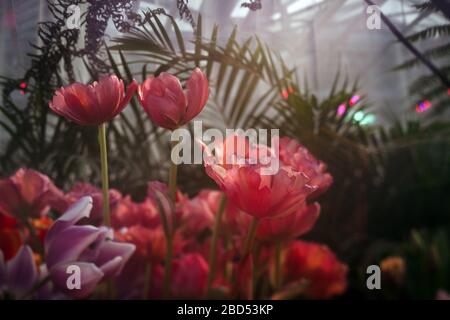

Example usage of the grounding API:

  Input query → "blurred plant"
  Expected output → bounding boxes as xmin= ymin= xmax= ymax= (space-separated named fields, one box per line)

xmin=393 ymin=0 xmax=450 ymax=115
xmin=404 ymin=228 xmax=450 ymax=299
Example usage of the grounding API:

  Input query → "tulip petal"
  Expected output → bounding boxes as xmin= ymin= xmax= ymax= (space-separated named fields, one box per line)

xmin=115 ymin=79 xmax=138 ymax=115
xmin=95 ymin=241 xmax=136 ymax=277
xmin=45 ymin=196 xmax=93 ymax=251
xmin=46 ymin=225 xmax=101 ymax=268
xmin=93 ymin=75 xmax=122 ymax=119
xmin=50 ymin=261 xmax=104 ymax=299
xmin=185 ymin=68 xmax=208 ymax=122
xmin=0 ymin=179 xmax=21 ymax=217
xmin=6 ymin=245 xmax=38 ymax=296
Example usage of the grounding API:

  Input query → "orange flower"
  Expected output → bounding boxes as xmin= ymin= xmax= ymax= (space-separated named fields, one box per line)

xmin=31 ymin=216 xmax=53 ymax=244
xmin=380 ymin=256 xmax=406 ymax=286
xmin=283 ymin=240 xmax=348 ymax=299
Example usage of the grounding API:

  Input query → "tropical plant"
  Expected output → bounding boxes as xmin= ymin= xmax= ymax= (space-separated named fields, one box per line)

xmin=393 ymin=1 xmax=450 ymax=115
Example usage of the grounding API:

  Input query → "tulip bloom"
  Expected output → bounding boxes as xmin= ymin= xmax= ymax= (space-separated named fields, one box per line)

xmin=0 ymin=245 xmax=38 ymax=299
xmin=283 ymin=241 xmax=347 ymax=299
xmin=138 ymin=68 xmax=209 ymax=130
xmin=171 ymin=254 xmax=209 ymax=299
xmin=278 ymin=137 xmax=333 ymax=198
xmin=45 ymin=196 xmax=135 ymax=298
xmin=250 ymin=203 xmax=320 ymax=243
xmin=112 ymin=196 xmax=161 ymax=229
xmin=0 ymin=168 xmax=64 ymax=219
xmin=204 ymin=136 xmax=316 ymax=219
xmin=56 ymin=183 xmax=122 ymax=226
xmin=49 ymin=76 xmax=138 ymax=126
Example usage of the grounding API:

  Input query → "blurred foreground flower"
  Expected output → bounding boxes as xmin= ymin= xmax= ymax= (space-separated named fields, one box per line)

xmin=380 ymin=256 xmax=406 ymax=286
xmin=0 ymin=246 xmax=38 ymax=299
xmin=49 ymin=76 xmax=138 ymax=126
xmin=0 ymin=168 xmax=63 ymax=219
xmin=436 ymin=289 xmax=450 ymax=300
xmin=45 ymin=197 xmax=135 ymax=298
xmin=138 ymin=68 xmax=209 ymax=130
xmin=0 ymin=213 xmax=22 ymax=261
xmin=283 ymin=241 xmax=347 ymax=299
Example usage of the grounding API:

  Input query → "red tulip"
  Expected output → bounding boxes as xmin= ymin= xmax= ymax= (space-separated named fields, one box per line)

xmin=138 ymin=68 xmax=209 ymax=130
xmin=283 ymin=240 xmax=348 ymax=299
xmin=279 ymin=137 xmax=333 ymax=198
xmin=49 ymin=76 xmax=138 ymax=126
xmin=171 ymin=254 xmax=209 ymax=298
xmin=112 ymin=196 xmax=160 ymax=229
xmin=0 ymin=213 xmax=22 ymax=261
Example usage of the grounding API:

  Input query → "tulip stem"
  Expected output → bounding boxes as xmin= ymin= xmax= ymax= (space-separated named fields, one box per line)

xmin=98 ymin=123 xmax=111 ymax=227
xmin=162 ymin=232 xmax=173 ymax=299
xmin=143 ymin=261 xmax=152 ymax=299
xmin=274 ymin=240 xmax=282 ymax=290
xmin=243 ymin=218 xmax=259 ymax=257
xmin=162 ymin=139 xmax=178 ymax=299
xmin=168 ymin=140 xmax=178 ymax=204
xmin=206 ymin=194 xmax=227 ymax=297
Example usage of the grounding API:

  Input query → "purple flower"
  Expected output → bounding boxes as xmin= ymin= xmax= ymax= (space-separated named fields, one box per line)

xmin=45 ymin=196 xmax=135 ymax=298
xmin=0 ymin=245 xmax=38 ymax=299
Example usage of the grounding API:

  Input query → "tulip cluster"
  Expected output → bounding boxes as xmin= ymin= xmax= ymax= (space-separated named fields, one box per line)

xmin=1 ymin=69 xmax=348 ymax=299
xmin=0 ymin=155 xmax=345 ymax=299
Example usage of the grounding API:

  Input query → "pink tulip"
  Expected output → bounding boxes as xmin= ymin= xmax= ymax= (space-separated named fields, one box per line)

xmin=204 ymin=135 xmax=316 ymax=219
xmin=178 ymin=190 xmax=217 ymax=236
xmin=253 ymin=203 xmax=320 ymax=243
xmin=138 ymin=68 xmax=209 ymax=130
xmin=0 ymin=168 xmax=64 ymax=219
xmin=279 ymin=137 xmax=333 ymax=198
xmin=49 ymin=76 xmax=138 ymax=126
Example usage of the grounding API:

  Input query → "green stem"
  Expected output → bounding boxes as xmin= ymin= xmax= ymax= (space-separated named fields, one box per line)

xmin=98 ymin=123 xmax=111 ymax=227
xmin=243 ymin=217 xmax=259 ymax=256
xmin=232 ymin=217 xmax=259 ymax=299
xmin=162 ymin=234 xmax=173 ymax=299
xmin=168 ymin=140 xmax=178 ymax=204
xmin=206 ymin=194 xmax=227 ymax=297
xmin=274 ymin=240 xmax=282 ymax=290
xmin=143 ymin=261 xmax=152 ymax=299
xmin=162 ymin=139 xmax=178 ymax=299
